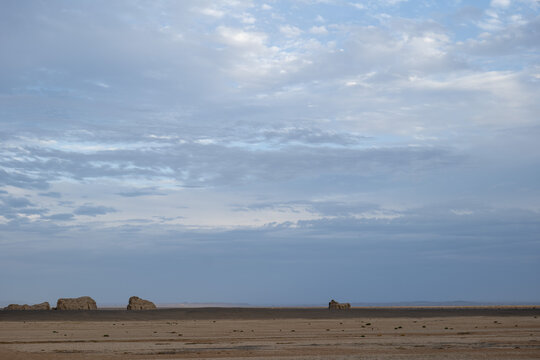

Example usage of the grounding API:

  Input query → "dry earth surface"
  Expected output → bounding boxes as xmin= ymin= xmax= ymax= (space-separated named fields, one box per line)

xmin=1 ymin=307 xmax=539 ymax=359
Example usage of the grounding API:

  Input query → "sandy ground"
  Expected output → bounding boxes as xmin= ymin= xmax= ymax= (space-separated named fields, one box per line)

xmin=1 ymin=308 xmax=539 ymax=359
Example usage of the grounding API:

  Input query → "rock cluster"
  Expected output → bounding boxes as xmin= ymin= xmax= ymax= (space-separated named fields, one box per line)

xmin=56 ymin=296 xmax=97 ymax=310
xmin=127 ymin=296 xmax=157 ymax=310
xmin=3 ymin=302 xmax=50 ymax=310
xmin=328 ymin=299 xmax=351 ymax=310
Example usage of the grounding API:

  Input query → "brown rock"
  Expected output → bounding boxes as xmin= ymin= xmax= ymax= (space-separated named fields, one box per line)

xmin=56 ymin=296 xmax=97 ymax=310
xmin=127 ymin=296 xmax=156 ymax=310
xmin=4 ymin=302 xmax=50 ymax=310
xmin=4 ymin=304 xmax=31 ymax=310
xmin=329 ymin=299 xmax=351 ymax=310
xmin=30 ymin=302 xmax=51 ymax=310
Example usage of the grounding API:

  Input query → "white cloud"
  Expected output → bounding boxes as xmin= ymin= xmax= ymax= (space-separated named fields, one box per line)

xmin=477 ymin=10 xmax=504 ymax=31
xmin=217 ymin=26 xmax=267 ymax=47
xmin=381 ymin=0 xmax=409 ymax=5
xmin=509 ymin=14 xmax=526 ymax=26
xmin=279 ymin=24 xmax=303 ymax=37
xmin=451 ymin=209 xmax=474 ymax=216
xmin=89 ymin=81 xmax=110 ymax=89
xmin=402 ymin=70 xmax=538 ymax=126
xmin=239 ymin=12 xmax=256 ymax=24
xmin=490 ymin=0 xmax=512 ymax=7
xmin=198 ymin=7 xmax=225 ymax=18
xmin=350 ymin=2 xmax=365 ymax=10
xmin=309 ymin=25 xmax=328 ymax=34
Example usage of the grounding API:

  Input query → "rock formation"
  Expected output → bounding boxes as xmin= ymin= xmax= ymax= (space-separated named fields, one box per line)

xmin=3 ymin=302 xmax=50 ymax=310
xmin=56 ymin=296 xmax=97 ymax=310
xmin=328 ymin=299 xmax=351 ymax=310
xmin=127 ymin=296 xmax=157 ymax=310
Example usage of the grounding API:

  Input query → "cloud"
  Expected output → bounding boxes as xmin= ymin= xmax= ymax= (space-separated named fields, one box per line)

xmin=42 ymin=213 xmax=75 ymax=221
xmin=116 ymin=188 xmax=165 ymax=197
xmin=460 ymin=16 xmax=540 ymax=55
xmin=0 ymin=193 xmax=49 ymax=221
xmin=309 ymin=25 xmax=328 ymax=34
xmin=217 ymin=26 xmax=267 ymax=48
xmin=2 ymin=202 xmax=539 ymax=303
xmin=490 ymin=0 xmax=512 ymax=8
xmin=0 ymin=0 xmax=539 ymax=304
xmin=0 ymin=169 xmax=49 ymax=190
xmin=258 ymin=127 xmax=368 ymax=146
xmin=1 ymin=195 xmax=33 ymax=208
xmin=350 ymin=3 xmax=365 ymax=10
xmin=198 ymin=7 xmax=226 ymax=18
xmin=38 ymin=191 xmax=62 ymax=198
xmin=233 ymin=199 xmax=384 ymax=218
xmin=279 ymin=25 xmax=303 ymax=37
xmin=74 ymin=205 xmax=117 ymax=217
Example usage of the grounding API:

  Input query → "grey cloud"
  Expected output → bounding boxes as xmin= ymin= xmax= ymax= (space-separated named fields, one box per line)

xmin=74 ymin=204 xmax=116 ymax=217
xmin=1 ymin=200 xmax=538 ymax=304
xmin=5 ymin=203 xmax=538 ymax=264
xmin=0 ymin=194 xmax=49 ymax=221
xmin=42 ymin=213 xmax=75 ymax=221
xmin=116 ymin=188 xmax=165 ymax=197
xmin=0 ymin=169 xmax=49 ymax=190
xmin=1 ymin=195 xmax=33 ymax=208
xmin=232 ymin=201 xmax=307 ymax=213
xmin=290 ymin=206 xmax=540 ymax=248
xmin=0 ymin=1 xmax=230 ymax=109
xmin=16 ymin=207 xmax=48 ymax=216
xmin=233 ymin=200 xmax=381 ymax=217
xmin=153 ymin=215 xmax=185 ymax=222
xmin=307 ymin=201 xmax=381 ymax=217
xmin=38 ymin=191 xmax=62 ymax=198
xmin=259 ymin=128 xmax=369 ymax=146
xmin=0 ymin=138 xmax=463 ymax=189
xmin=459 ymin=16 xmax=540 ymax=56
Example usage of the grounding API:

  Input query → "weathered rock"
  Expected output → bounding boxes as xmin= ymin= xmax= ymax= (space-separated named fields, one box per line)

xmin=56 ymin=296 xmax=97 ymax=310
xmin=4 ymin=304 xmax=31 ymax=310
xmin=329 ymin=299 xmax=351 ymax=310
xmin=127 ymin=296 xmax=156 ymax=310
xmin=4 ymin=302 xmax=50 ymax=310
xmin=30 ymin=302 xmax=51 ymax=310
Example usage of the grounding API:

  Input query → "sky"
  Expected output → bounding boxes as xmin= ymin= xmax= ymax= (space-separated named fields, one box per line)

xmin=1 ymin=0 xmax=540 ymax=306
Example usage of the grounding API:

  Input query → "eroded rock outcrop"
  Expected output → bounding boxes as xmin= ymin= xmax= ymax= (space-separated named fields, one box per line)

xmin=329 ymin=299 xmax=351 ymax=310
xmin=56 ymin=296 xmax=97 ymax=310
xmin=127 ymin=296 xmax=156 ymax=310
xmin=4 ymin=302 xmax=50 ymax=310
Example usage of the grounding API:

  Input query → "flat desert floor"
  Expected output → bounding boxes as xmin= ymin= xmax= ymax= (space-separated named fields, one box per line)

xmin=1 ymin=307 xmax=539 ymax=359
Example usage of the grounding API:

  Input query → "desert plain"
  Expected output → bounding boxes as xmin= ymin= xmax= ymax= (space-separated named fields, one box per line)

xmin=1 ymin=307 xmax=539 ymax=359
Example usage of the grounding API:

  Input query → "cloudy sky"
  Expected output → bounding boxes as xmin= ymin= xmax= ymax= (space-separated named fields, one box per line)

xmin=1 ymin=0 xmax=539 ymax=306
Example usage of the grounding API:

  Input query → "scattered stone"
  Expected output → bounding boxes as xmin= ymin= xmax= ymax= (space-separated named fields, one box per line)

xmin=127 ymin=296 xmax=156 ymax=310
xmin=3 ymin=302 xmax=50 ymax=311
xmin=329 ymin=299 xmax=351 ymax=310
xmin=56 ymin=296 xmax=97 ymax=310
